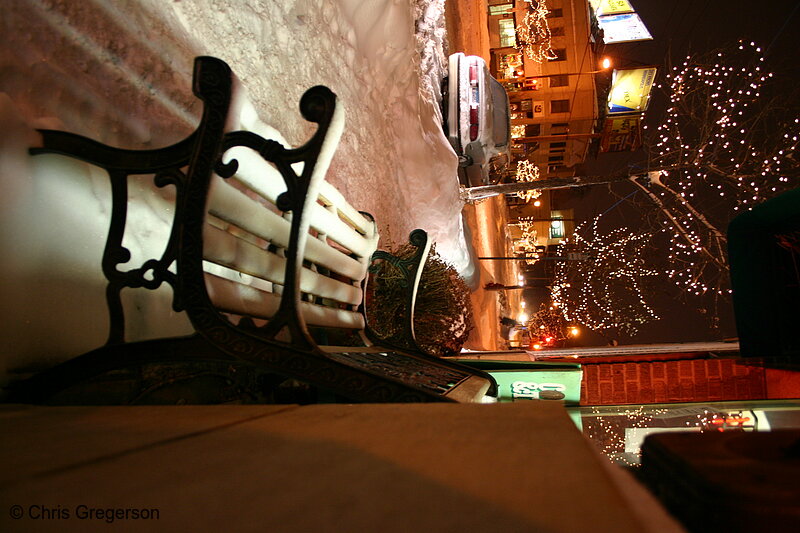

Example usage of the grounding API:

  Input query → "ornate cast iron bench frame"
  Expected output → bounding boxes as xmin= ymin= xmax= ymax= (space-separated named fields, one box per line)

xmin=8 ymin=56 xmax=496 ymax=404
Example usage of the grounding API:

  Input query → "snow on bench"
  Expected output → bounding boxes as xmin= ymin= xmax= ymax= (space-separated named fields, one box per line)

xmin=7 ymin=56 xmax=495 ymax=404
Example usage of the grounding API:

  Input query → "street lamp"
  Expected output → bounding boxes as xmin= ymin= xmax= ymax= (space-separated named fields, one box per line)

xmin=525 ymin=57 xmax=614 ymax=81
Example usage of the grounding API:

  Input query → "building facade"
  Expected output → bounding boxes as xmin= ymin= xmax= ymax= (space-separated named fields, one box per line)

xmin=487 ymin=0 xmax=607 ymax=179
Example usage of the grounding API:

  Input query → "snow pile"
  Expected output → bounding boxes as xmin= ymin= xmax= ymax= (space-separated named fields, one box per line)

xmin=147 ymin=0 xmax=472 ymax=273
xmin=0 ymin=0 xmax=477 ymax=379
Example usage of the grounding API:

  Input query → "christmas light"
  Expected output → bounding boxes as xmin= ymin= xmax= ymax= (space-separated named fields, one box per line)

xmin=515 ymin=0 xmax=557 ymax=62
xmin=514 ymin=160 xmax=544 ymax=203
xmin=639 ymin=40 xmax=799 ymax=315
xmin=551 ymin=214 xmax=660 ymax=338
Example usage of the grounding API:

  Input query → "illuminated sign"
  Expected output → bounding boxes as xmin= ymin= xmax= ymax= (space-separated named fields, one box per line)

xmin=598 ymin=12 xmax=653 ymax=43
xmin=607 ymin=67 xmax=657 ymax=114
xmin=594 ymin=0 xmax=634 ymax=16
xmin=600 ymin=115 xmax=643 ymax=152
xmin=489 ymin=369 xmax=583 ymax=405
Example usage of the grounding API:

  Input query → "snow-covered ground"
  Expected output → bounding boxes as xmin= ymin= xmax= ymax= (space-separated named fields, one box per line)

xmin=156 ymin=0 xmax=474 ymax=277
xmin=0 ymin=0 xmax=487 ymax=380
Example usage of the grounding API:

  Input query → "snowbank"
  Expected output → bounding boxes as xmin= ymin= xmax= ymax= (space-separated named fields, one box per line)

xmin=0 ymin=0 xmax=476 ymax=378
xmin=144 ymin=0 xmax=471 ymax=272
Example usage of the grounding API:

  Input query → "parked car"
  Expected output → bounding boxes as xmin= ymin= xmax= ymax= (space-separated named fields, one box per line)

xmin=443 ymin=52 xmax=511 ymax=187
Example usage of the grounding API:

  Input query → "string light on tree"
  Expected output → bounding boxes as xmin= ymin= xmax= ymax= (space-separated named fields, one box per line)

xmin=525 ymin=302 xmax=578 ymax=347
xmin=514 ymin=159 xmax=544 ymax=203
xmin=511 ymin=217 xmax=542 ymax=265
xmin=516 ymin=0 xmax=557 ymax=62
xmin=631 ymin=40 xmax=799 ymax=319
xmin=551 ymin=214 xmax=660 ymax=339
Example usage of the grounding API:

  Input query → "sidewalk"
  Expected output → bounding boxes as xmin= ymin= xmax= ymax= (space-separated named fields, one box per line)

xmin=462 ymin=196 xmax=523 ymax=351
xmin=0 ymin=402 xmax=682 ymax=532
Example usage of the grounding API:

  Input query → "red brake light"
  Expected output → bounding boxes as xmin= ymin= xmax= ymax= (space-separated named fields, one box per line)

xmin=469 ymin=107 xmax=479 ymax=140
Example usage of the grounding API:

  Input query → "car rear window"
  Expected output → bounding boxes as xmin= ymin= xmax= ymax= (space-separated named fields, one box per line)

xmin=489 ymin=77 xmax=510 ymax=147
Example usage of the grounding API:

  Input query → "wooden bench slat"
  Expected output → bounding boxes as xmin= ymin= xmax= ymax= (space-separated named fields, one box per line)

xmin=220 ymin=153 xmax=377 ymax=258
xmin=204 ymin=272 xmax=365 ymax=330
xmin=318 ymin=182 xmax=375 ymax=237
xmin=203 ymin=224 xmax=363 ymax=306
xmin=207 ymin=177 xmax=368 ymax=280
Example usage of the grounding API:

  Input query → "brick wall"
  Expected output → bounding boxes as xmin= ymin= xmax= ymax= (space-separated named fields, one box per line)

xmin=580 ymin=357 xmax=768 ymax=405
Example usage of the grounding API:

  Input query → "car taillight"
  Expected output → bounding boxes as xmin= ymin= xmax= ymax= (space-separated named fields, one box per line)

xmin=469 ymin=59 xmax=480 ymax=140
xmin=469 ymin=107 xmax=479 ymax=140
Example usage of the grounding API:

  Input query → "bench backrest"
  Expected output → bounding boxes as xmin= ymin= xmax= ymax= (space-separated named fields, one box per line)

xmin=201 ymin=69 xmax=379 ymax=334
xmin=22 ymin=57 xmax=496 ymax=403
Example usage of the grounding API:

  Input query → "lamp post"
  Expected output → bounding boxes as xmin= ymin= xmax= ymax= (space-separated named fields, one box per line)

xmin=503 ymin=57 xmax=613 ymax=87
xmin=527 ymin=57 xmax=613 ymax=80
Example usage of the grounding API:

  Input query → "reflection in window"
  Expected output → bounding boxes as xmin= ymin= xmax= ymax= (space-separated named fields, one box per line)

xmin=576 ymin=402 xmax=798 ymax=467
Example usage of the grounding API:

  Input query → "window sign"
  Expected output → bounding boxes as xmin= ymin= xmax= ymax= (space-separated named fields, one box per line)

xmin=495 ymin=369 xmax=582 ymax=404
xmin=550 ymin=219 xmax=565 ymax=239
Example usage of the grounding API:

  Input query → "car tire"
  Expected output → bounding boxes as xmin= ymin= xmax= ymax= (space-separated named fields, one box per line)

xmin=458 ymin=154 xmax=473 ymax=167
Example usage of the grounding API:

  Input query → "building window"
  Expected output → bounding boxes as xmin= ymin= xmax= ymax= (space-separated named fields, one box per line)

xmin=550 ymin=219 xmax=565 ymax=239
xmin=498 ymin=18 xmax=517 ymax=47
xmin=526 ymin=124 xmax=541 ymax=137
xmin=548 ymin=155 xmax=564 ymax=164
xmin=549 ymin=75 xmax=569 ymax=87
xmin=547 ymin=8 xmax=563 ymax=18
xmin=489 ymin=3 xmax=513 ymax=15
xmin=550 ymin=99 xmax=570 ymax=113
xmin=551 ymin=123 xmax=569 ymax=135
xmin=549 ymin=141 xmax=566 ymax=153
xmin=549 ymin=49 xmax=567 ymax=62
xmin=550 ymin=26 xmax=565 ymax=36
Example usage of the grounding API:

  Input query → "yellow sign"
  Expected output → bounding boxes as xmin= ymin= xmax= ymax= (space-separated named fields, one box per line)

xmin=607 ymin=67 xmax=657 ymax=114
xmin=594 ymin=0 xmax=634 ymax=15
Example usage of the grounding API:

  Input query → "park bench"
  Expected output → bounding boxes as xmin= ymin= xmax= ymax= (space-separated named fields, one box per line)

xmin=7 ymin=56 xmax=496 ymax=404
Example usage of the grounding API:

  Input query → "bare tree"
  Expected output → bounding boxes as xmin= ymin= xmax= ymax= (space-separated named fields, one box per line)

xmin=549 ymin=41 xmax=799 ymax=337
xmin=551 ymin=215 xmax=660 ymax=339
xmin=633 ymin=40 xmax=800 ymax=308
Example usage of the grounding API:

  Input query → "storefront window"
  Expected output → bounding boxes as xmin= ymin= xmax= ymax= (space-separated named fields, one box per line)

xmin=489 ymin=3 xmax=513 ymax=15
xmin=577 ymin=401 xmax=800 ymax=467
xmin=499 ymin=52 xmax=523 ymax=81
xmin=499 ymin=18 xmax=517 ymax=48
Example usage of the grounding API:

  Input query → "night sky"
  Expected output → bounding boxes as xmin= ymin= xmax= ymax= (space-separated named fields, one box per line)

xmin=546 ymin=1 xmax=800 ymax=345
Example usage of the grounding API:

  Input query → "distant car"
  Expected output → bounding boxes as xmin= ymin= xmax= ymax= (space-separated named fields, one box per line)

xmin=443 ymin=52 xmax=511 ymax=187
